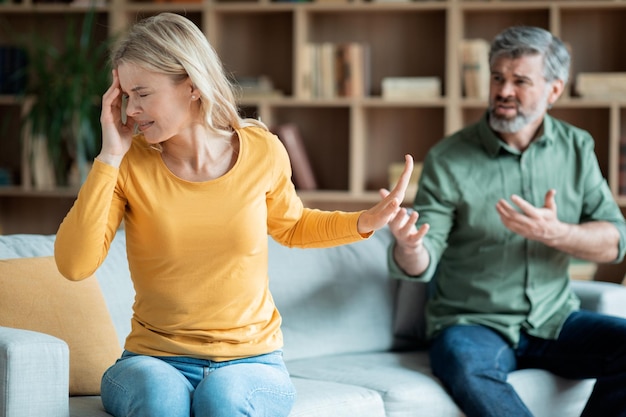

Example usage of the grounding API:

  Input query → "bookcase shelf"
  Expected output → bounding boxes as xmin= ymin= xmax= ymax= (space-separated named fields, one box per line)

xmin=2 ymin=0 xmax=626 ymax=234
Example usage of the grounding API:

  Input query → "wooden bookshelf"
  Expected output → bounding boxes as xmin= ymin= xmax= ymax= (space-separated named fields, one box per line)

xmin=2 ymin=0 xmax=626 ymax=234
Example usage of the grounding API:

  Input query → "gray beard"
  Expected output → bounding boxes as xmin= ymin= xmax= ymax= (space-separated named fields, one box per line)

xmin=488 ymin=110 xmax=530 ymax=133
xmin=488 ymin=89 xmax=550 ymax=134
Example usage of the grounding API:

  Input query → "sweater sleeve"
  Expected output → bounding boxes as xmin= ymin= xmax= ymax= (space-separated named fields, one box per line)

xmin=54 ymin=159 xmax=126 ymax=280
xmin=265 ymin=132 xmax=367 ymax=248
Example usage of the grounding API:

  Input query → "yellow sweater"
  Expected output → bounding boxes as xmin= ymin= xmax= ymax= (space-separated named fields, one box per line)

xmin=55 ymin=126 xmax=365 ymax=361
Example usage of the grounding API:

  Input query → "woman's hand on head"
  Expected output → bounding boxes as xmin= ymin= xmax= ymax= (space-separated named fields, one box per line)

xmin=97 ymin=69 xmax=134 ymax=167
xmin=357 ymin=154 xmax=414 ymax=235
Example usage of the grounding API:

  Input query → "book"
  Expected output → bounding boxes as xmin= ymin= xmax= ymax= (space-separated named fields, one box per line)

xmin=459 ymin=39 xmax=490 ymax=100
xmin=300 ymin=43 xmax=315 ymax=99
xmin=273 ymin=124 xmax=318 ymax=190
xmin=343 ymin=42 xmax=370 ymax=98
xmin=576 ymin=72 xmax=626 ymax=99
xmin=381 ymin=77 xmax=441 ymax=100
xmin=319 ymin=42 xmax=337 ymax=99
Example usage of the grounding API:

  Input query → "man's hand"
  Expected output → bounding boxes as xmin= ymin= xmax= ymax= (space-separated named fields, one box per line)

xmin=495 ymin=189 xmax=568 ymax=245
xmin=378 ymin=189 xmax=430 ymax=277
xmin=496 ymin=189 xmax=621 ymax=262
xmin=379 ymin=192 xmax=429 ymax=250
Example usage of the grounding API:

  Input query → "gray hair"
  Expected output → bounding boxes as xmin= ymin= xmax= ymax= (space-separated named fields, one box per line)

xmin=489 ymin=26 xmax=571 ymax=85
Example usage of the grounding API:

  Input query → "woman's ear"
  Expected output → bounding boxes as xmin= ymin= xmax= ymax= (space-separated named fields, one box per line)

xmin=188 ymin=80 xmax=200 ymax=99
xmin=190 ymin=87 xmax=201 ymax=102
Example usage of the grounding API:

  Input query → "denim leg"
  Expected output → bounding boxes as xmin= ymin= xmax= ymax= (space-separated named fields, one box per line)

xmin=101 ymin=353 xmax=194 ymax=417
xmin=517 ymin=310 xmax=626 ymax=417
xmin=429 ymin=324 xmax=533 ymax=417
xmin=192 ymin=351 xmax=296 ymax=417
xmin=102 ymin=350 xmax=296 ymax=417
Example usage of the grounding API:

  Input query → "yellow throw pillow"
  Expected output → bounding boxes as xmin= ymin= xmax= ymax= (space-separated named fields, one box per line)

xmin=0 ymin=256 xmax=121 ymax=396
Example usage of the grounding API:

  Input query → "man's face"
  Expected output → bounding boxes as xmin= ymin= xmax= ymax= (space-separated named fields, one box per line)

xmin=488 ymin=53 xmax=553 ymax=134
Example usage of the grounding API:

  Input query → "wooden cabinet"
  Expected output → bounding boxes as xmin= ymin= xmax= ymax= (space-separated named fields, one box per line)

xmin=1 ymin=0 xmax=626 ymax=234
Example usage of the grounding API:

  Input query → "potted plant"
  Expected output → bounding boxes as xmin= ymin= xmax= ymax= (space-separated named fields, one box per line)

xmin=17 ymin=8 xmax=111 ymax=188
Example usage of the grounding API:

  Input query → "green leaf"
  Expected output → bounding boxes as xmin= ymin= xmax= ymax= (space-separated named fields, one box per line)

xmin=10 ymin=6 xmax=113 ymax=186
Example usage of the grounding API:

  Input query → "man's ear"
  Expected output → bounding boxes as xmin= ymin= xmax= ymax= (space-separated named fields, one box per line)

xmin=547 ymin=79 xmax=565 ymax=106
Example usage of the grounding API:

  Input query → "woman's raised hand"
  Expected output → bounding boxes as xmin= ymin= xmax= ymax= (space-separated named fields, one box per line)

xmin=356 ymin=154 xmax=414 ymax=234
xmin=97 ymin=69 xmax=134 ymax=167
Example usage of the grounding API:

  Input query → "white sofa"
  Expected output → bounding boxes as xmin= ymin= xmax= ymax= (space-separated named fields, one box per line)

xmin=2 ymin=227 xmax=626 ymax=417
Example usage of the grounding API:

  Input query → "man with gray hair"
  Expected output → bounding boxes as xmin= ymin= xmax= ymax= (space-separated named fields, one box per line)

xmin=384 ymin=26 xmax=626 ymax=416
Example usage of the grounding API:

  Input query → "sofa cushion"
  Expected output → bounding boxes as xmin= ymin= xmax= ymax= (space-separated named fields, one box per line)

xmin=0 ymin=231 xmax=134 ymax=349
xmin=268 ymin=228 xmax=396 ymax=362
xmin=0 ymin=256 xmax=121 ymax=395
xmin=290 ymin=377 xmax=386 ymax=417
xmin=70 ymin=396 xmax=111 ymax=417
xmin=67 ymin=379 xmax=388 ymax=417
xmin=287 ymin=351 xmax=594 ymax=417
xmin=0 ymin=233 xmax=56 ymax=258
xmin=510 ymin=369 xmax=592 ymax=417
xmin=287 ymin=352 xmax=460 ymax=417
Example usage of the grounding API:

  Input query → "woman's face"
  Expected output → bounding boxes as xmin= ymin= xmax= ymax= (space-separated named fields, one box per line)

xmin=117 ymin=62 xmax=198 ymax=144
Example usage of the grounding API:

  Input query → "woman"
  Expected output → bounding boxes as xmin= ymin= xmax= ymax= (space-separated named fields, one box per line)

xmin=54 ymin=12 xmax=413 ymax=417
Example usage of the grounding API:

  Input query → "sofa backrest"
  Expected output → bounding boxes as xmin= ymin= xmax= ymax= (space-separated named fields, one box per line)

xmin=0 ymin=226 xmax=428 ymax=361
xmin=268 ymin=227 xmax=400 ymax=361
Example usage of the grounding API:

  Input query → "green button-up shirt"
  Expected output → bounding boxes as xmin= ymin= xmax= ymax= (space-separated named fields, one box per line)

xmin=389 ymin=112 xmax=626 ymax=346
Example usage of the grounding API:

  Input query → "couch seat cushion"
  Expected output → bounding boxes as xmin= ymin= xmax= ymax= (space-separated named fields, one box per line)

xmin=287 ymin=351 xmax=594 ymax=417
xmin=287 ymin=351 xmax=460 ymax=417
xmin=509 ymin=368 xmax=593 ymax=417
xmin=0 ymin=256 xmax=122 ymax=395
xmin=290 ymin=377 xmax=385 ymax=417
xmin=70 ymin=396 xmax=111 ymax=417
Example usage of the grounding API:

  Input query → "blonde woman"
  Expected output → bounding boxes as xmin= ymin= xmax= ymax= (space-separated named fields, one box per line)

xmin=54 ymin=12 xmax=413 ymax=417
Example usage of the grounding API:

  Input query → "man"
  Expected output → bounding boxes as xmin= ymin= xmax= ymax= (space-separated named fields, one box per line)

xmin=384 ymin=26 xmax=626 ymax=417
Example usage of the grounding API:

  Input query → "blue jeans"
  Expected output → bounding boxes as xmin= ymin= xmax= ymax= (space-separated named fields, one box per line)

xmin=429 ymin=310 xmax=626 ymax=417
xmin=101 ymin=350 xmax=296 ymax=417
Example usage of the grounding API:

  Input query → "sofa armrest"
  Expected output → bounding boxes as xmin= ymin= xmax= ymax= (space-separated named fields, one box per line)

xmin=0 ymin=326 xmax=69 ymax=417
xmin=571 ymin=280 xmax=626 ymax=319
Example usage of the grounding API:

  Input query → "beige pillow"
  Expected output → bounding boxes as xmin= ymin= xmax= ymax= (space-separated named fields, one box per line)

xmin=0 ymin=256 xmax=121 ymax=396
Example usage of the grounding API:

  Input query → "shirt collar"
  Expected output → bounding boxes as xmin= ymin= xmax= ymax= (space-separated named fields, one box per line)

xmin=478 ymin=111 xmax=555 ymax=157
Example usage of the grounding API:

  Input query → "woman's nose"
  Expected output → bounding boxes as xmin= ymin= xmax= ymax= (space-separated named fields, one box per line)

xmin=125 ymin=97 xmax=140 ymax=116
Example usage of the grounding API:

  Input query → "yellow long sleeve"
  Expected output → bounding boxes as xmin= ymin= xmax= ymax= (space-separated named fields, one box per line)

xmin=55 ymin=126 xmax=365 ymax=361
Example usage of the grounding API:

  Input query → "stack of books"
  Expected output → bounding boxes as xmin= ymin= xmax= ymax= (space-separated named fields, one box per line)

xmin=301 ymin=42 xmax=370 ymax=99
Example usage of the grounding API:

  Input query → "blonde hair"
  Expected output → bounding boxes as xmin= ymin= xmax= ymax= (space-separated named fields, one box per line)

xmin=111 ymin=12 xmax=266 ymax=137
